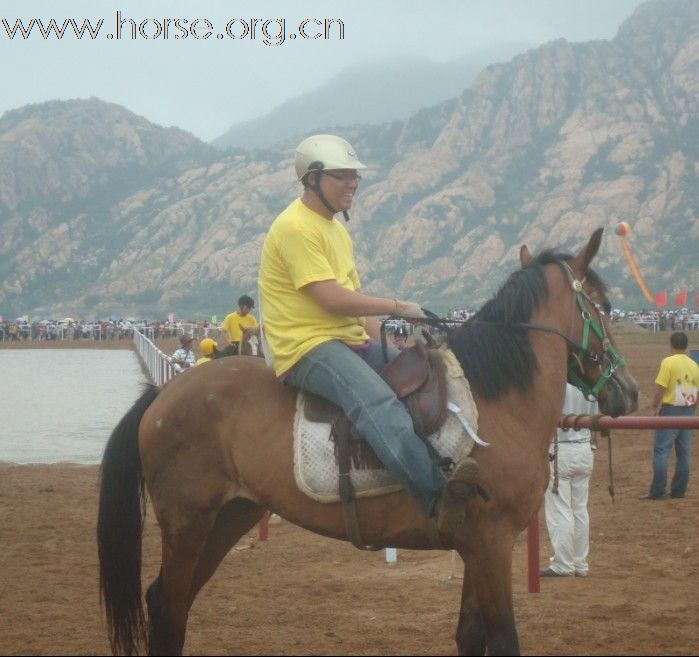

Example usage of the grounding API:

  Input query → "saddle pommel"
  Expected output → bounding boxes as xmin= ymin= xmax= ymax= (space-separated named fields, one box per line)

xmin=383 ymin=341 xmax=448 ymax=438
xmin=380 ymin=338 xmax=430 ymax=398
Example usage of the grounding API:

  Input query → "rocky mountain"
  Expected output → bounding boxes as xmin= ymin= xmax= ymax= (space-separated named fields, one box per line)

xmin=0 ymin=0 xmax=697 ymax=319
xmin=212 ymin=46 xmax=529 ymax=150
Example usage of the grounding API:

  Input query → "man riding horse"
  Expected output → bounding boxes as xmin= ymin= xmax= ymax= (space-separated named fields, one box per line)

xmin=258 ymin=134 xmax=480 ymax=534
xmin=221 ymin=294 xmax=258 ymax=356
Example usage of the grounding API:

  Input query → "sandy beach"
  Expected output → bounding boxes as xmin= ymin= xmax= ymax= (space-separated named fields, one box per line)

xmin=0 ymin=327 xmax=697 ymax=655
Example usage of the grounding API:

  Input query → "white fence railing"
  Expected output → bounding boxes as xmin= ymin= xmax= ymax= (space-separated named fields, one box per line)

xmin=133 ymin=328 xmax=176 ymax=386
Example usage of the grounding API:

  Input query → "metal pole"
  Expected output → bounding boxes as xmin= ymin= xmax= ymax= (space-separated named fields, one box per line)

xmin=530 ymin=412 xmax=699 ymax=593
xmin=559 ymin=415 xmax=699 ymax=430
xmin=258 ymin=511 xmax=270 ymax=541
xmin=528 ymin=514 xmax=540 ymax=593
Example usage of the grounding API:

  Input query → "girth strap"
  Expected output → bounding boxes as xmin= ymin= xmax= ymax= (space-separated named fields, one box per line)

xmin=333 ymin=416 xmax=380 ymax=551
xmin=334 ymin=414 xmax=444 ymax=551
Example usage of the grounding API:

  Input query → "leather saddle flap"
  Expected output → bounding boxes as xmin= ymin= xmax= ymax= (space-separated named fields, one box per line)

xmin=304 ymin=392 xmax=341 ymax=424
xmin=380 ymin=339 xmax=430 ymax=398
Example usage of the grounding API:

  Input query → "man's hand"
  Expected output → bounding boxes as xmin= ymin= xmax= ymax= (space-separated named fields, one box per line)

xmin=650 ymin=383 xmax=666 ymax=415
xmin=394 ymin=300 xmax=426 ymax=320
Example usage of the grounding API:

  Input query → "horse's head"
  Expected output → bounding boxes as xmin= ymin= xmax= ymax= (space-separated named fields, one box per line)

xmin=241 ymin=326 xmax=263 ymax=357
xmin=521 ymin=228 xmax=639 ymax=417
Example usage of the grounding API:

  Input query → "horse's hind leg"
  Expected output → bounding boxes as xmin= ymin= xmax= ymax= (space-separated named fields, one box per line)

xmin=187 ymin=498 xmax=265 ymax=600
xmin=146 ymin=574 xmax=172 ymax=655
xmin=147 ymin=508 xmax=218 ymax=656
xmin=146 ymin=498 xmax=265 ymax=656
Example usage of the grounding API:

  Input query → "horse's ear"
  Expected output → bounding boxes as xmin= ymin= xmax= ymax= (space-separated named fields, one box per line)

xmin=520 ymin=245 xmax=533 ymax=266
xmin=573 ymin=228 xmax=603 ymax=271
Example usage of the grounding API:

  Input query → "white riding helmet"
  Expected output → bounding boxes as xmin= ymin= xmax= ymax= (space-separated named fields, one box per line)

xmin=294 ymin=134 xmax=366 ymax=181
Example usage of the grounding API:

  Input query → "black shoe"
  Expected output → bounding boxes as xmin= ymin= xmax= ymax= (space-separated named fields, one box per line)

xmin=638 ymin=492 xmax=668 ymax=500
xmin=437 ymin=458 xmax=479 ymax=534
xmin=445 ymin=457 xmax=479 ymax=498
xmin=540 ymin=567 xmax=572 ymax=577
xmin=670 ymin=493 xmax=685 ymax=499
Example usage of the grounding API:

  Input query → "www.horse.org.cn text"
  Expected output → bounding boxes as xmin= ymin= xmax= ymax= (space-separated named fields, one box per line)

xmin=0 ymin=13 xmax=346 ymax=47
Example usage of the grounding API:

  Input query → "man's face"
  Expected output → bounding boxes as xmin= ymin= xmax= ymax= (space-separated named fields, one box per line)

xmin=318 ymin=169 xmax=360 ymax=212
xmin=239 ymin=305 xmax=251 ymax=316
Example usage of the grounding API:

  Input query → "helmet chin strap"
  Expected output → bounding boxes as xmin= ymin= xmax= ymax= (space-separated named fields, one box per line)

xmin=308 ymin=173 xmax=351 ymax=222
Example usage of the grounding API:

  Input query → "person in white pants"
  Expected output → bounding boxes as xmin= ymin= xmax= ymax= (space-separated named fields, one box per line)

xmin=541 ymin=383 xmax=597 ymax=578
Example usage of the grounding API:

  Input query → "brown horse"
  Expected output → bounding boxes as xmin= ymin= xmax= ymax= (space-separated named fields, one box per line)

xmin=97 ymin=229 xmax=638 ymax=655
xmin=218 ymin=326 xmax=263 ymax=358
xmin=240 ymin=325 xmax=263 ymax=357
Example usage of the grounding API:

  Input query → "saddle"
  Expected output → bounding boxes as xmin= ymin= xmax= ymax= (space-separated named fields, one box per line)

xmin=303 ymin=338 xmax=448 ymax=444
xmin=302 ymin=339 xmax=449 ymax=549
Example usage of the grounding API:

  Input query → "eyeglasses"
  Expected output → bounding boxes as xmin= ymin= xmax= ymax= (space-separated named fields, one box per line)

xmin=323 ymin=171 xmax=362 ymax=183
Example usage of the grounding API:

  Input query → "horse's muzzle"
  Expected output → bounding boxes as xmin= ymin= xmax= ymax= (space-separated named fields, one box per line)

xmin=599 ymin=372 xmax=639 ymax=417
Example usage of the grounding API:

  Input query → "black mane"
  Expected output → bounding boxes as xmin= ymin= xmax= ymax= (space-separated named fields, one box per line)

xmin=447 ymin=250 xmax=595 ymax=401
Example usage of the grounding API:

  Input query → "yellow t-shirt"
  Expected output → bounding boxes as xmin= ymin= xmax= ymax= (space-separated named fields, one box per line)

xmin=655 ymin=354 xmax=699 ymax=406
xmin=221 ymin=311 xmax=258 ymax=343
xmin=195 ymin=356 xmax=213 ymax=367
xmin=259 ymin=198 xmax=368 ymax=375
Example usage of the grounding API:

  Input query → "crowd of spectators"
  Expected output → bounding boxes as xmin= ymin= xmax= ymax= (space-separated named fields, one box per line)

xmin=610 ymin=308 xmax=699 ymax=331
xmin=1 ymin=307 xmax=698 ymax=343
xmin=0 ymin=318 xmax=222 ymax=342
xmin=446 ymin=307 xmax=699 ymax=332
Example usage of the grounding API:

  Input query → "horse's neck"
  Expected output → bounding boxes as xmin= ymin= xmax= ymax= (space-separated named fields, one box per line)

xmin=524 ymin=291 xmax=572 ymax=439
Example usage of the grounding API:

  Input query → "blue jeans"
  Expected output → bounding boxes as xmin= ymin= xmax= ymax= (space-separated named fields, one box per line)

xmin=285 ymin=339 xmax=446 ymax=516
xmin=649 ymin=405 xmax=695 ymax=497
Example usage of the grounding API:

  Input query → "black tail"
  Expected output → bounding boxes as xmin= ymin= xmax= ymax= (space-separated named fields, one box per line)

xmin=97 ymin=384 xmax=159 ymax=655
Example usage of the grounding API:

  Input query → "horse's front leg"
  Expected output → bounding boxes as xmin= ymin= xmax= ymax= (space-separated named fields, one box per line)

xmin=457 ymin=530 xmax=519 ymax=656
xmin=454 ymin=558 xmax=486 ymax=656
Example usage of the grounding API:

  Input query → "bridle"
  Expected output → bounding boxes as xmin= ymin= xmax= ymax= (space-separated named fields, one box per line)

xmin=554 ymin=261 xmax=625 ymax=398
xmin=397 ymin=259 xmax=626 ymax=400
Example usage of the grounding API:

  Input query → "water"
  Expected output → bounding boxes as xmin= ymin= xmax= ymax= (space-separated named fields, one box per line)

xmin=0 ymin=349 xmax=148 ymax=464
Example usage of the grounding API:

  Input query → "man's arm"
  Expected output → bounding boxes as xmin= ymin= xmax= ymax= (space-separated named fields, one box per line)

xmin=303 ymin=280 xmax=424 ymax=319
xmin=303 ymin=280 xmax=395 ymax=316
xmin=651 ymin=383 xmax=666 ymax=415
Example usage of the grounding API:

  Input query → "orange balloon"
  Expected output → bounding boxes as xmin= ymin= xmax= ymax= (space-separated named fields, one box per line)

xmin=615 ymin=221 xmax=630 ymax=237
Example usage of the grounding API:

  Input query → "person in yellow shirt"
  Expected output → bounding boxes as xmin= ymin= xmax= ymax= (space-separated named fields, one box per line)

xmin=258 ymin=134 xmax=479 ymax=535
xmin=640 ymin=331 xmax=699 ymax=499
xmin=195 ymin=338 xmax=219 ymax=366
xmin=221 ymin=295 xmax=258 ymax=356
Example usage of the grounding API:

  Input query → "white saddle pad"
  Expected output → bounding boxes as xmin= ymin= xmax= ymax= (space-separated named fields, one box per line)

xmin=293 ymin=347 xmax=482 ymax=503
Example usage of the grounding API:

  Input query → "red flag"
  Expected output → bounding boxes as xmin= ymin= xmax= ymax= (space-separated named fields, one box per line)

xmin=674 ymin=291 xmax=687 ymax=307
xmin=654 ymin=291 xmax=667 ymax=307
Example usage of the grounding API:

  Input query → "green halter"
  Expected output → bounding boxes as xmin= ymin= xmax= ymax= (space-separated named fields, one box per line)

xmin=559 ymin=261 xmax=626 ymax=399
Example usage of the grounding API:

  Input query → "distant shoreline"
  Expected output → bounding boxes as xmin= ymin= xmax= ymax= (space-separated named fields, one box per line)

xmin=0 ymin=340 xmax=134 ymax=350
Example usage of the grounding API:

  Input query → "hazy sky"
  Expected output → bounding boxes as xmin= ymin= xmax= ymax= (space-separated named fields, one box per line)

xmin=1 ymin=0 xmax=648 ymax=141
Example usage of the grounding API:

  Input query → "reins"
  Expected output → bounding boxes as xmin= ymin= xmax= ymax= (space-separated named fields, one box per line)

xmin=404 ymin=258 xmax=624 ymax=504
xmin=388 ymin=260 xmax=624 ymax=401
